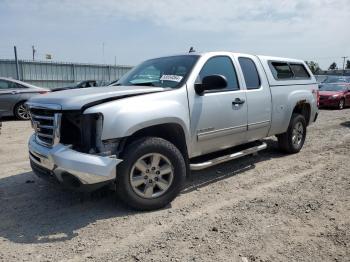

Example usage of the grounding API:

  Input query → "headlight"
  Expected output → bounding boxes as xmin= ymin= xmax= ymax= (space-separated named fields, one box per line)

xmin=60 ymin=112 xmax=103 ymax=153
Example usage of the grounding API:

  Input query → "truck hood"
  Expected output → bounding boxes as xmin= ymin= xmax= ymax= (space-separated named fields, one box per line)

xmin=28 ymin=86 xmax=167 ymax=110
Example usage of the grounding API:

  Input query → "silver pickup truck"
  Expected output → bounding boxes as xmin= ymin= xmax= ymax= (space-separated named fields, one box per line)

xmin=27 ymin=52 xmax=318 ymax=210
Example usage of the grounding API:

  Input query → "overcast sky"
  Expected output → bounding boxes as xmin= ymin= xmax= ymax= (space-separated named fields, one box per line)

xmin=0 ymin=0 xmax=349 ymax=69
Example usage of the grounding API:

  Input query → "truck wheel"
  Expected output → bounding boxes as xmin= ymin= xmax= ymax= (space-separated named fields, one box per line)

xmin=116 ymin=137 xmax=186 ymax=211
xmin=277 ymin=113 xmax=306 ymax=154
xmin=14 ymin=101 xmax=30 ymax=120
xmin=339 ymin=99 xmax=345 ymax=110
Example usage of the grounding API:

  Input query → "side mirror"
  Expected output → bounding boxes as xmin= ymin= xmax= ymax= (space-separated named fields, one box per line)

xmin=195 ymin=74 xmax=227 ymax=95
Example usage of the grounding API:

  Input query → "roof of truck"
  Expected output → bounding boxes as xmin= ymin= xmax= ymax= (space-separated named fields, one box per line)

xmin=158 ymin=51 xmax=306 ymax=63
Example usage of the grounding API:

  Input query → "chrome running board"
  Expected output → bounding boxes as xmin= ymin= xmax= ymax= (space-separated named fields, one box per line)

xmin=190 ymin=142 xmax=267 ymax=171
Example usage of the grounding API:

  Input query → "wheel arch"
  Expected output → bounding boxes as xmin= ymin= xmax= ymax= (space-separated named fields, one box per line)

xmin=119 ymin=123 xmax=190 ymax=177
xmin=291 ymin=100 xmax=311 ymax=125
xmin=13 ymin=99 xmax=28 ymax=115
xmin=122 ymin=123 xmax=189 ymax=159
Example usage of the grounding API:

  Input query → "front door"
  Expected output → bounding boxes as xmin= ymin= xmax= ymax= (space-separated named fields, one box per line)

xmin=190 ymin=55 xmax=248 ymax=156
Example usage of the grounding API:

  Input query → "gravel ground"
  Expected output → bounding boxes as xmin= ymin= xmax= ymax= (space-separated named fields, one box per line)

xmin=0 ymin=109 xmax=349 ymax=262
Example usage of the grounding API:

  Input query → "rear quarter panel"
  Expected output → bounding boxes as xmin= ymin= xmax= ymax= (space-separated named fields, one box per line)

xmin=268 ymin=84 xmax=318 ymax=135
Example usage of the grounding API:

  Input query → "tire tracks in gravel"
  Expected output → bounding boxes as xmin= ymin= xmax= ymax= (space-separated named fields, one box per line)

xmin=67 ymin=160 xmax=328 ymax=262
xmin=67 ymin=113 xmax=350 ymax=261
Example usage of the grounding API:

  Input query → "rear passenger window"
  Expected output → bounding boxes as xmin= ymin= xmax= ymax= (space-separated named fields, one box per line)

xmin=199 ymin=56 xmax=239 ymax=91
xmin=238 ymin=57 xmax=261 ymax=89
xmin=290 ymin=64 xmax=310 ymax=78
xmin=270 ymin=62 xmax=294 ymax=79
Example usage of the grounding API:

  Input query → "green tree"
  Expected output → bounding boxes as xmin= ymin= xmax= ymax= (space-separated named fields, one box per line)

xmin=305 ymin=61 xmax=321 ymax=74
xmin=328 ymin=62 xmax=338 ymax=70
xmin=346 ymin=60 xmax=350 ymax=69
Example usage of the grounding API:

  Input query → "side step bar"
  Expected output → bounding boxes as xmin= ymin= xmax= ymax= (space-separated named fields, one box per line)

xmin=190 ymin=142 xmax=267 ymax=171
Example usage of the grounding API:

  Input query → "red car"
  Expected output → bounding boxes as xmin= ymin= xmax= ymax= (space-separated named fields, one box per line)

xmin=319 ymin=83 xmax=350 ymax=109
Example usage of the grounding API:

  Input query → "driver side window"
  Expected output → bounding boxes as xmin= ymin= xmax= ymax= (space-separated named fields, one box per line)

xmin=199 ymin=56 xmax=239 ymax=91
xmin=0 ymin=80 xmax=17 ymax=89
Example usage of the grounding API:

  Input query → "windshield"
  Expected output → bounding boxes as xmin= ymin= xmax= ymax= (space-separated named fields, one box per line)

xmin=319 ymin=84 xmax=348 ymax=91
xmin=116 ymin=55 xmax=199 ymax=88
xmin=323 ymin=76 xmax=350 ymax=83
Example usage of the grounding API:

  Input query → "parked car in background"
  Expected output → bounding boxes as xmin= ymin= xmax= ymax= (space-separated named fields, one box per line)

xmin=51 ymin=80 xmax=98 ymax=92
xmin=0 ymin=77 xmax=49 ymax=120
xmin=319 ymin=83 xmax=350 ymax=109
xmin=314 ymin=75 xmax=328 ymax=84
xmin=323 ymin=75 xmax=350 ymax=84
xmin=319 ymin=76 xmax=350 ymax=88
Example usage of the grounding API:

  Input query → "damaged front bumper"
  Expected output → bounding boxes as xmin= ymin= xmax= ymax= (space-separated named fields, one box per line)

xmin=28 ymin=134 xmax=122 ymax=190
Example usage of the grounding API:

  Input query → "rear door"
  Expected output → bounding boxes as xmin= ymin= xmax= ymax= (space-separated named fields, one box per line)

xmin=190 ymin=55 xmax=248 ymax=155
xmin=236 ymin=55 xmax=272 ymax=141
xmin=0 ymin=80 xmax=22 ymax=116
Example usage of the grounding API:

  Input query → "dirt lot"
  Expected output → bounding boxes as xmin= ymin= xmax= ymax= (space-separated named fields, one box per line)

xmin=0 ymin=109 xmax=349 ymax=262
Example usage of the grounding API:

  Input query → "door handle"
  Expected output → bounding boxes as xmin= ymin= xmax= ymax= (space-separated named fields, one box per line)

xmin=11 ymin=91 xmax=19 ymax=95
xmin=232 ymin=98 xmax=245 ymax=105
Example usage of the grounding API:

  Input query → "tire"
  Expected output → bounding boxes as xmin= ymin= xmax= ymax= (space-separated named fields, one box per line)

xmin=14 ymin=101 xmax=30 ymax=120
xmin=277 ymin=113 xmax=307 ymax=154
xmin=116 ymin=137 xmax=186 ymax=211
xmin=339 ymin=99 xmax=345 ymax=110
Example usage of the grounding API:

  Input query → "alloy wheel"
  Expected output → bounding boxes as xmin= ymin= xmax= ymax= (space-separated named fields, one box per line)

xmin=292 ymin=121 xmax=304 ymax=147
xmin=130 ymin=153 xmax=174 ymax=199
xmin=17 ymin=103 xmax=30 ymax=120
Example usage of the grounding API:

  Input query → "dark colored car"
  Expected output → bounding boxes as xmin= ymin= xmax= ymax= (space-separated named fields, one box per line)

xmin=51 ymin=80 xmax=98 ymax=92
xmin=319 ymin=83 xmax=350 ymax=109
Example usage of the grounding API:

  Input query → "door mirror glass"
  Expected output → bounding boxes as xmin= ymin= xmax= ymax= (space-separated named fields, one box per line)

xmin=195 ymin=74 xmax=227 ymax=94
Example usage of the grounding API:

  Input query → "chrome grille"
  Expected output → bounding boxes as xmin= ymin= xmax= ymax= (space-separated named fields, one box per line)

xmin=28 ymin=105 xmax=62 ymax=147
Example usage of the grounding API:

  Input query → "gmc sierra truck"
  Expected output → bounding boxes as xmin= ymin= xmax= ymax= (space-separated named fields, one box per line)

xmin=27 ymin=52 xmax=318 ymax=210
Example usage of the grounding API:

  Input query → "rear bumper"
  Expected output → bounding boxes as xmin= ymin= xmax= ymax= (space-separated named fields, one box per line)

xmin=28 ymin=134 xmax=122 ymax=188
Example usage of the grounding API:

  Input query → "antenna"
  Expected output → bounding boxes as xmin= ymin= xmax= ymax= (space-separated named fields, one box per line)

xmin=189 ymin=47 xmax=195 ymax=53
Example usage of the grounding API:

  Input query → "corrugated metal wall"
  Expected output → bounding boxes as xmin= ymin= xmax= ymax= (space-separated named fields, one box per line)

xmin=0 ymin=59 xmax=132 ymax=88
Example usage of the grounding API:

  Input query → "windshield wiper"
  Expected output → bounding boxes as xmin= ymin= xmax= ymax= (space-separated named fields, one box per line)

xmin=129 ymin=82 xmax=156 ymax=86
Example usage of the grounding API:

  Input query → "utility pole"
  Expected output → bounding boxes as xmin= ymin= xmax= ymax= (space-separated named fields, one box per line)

xmin=32 ymin=45 xmax=36 ymax=61
xmin=102 ymin=42 xmax=105 ymax=64
xmin=342 ymin=56 xmax=348 ymax=71
xmin=14 ymin=46 xmax=20 ymax=80
xmin=114 ymin=56 xmax=116 ymax=66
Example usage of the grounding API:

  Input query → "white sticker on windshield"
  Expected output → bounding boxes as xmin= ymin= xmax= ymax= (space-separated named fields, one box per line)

xmin=160 ymin=75 xmax=183 ymax=82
